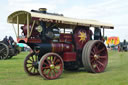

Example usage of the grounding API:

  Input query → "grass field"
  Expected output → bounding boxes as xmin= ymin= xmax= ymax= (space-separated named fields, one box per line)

xmin=0 ymin=51 xmax=128 ymax=85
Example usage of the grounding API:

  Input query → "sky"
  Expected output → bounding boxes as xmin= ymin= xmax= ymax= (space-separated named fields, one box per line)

xmin=0 ymin=0 xmax=128 ymax=42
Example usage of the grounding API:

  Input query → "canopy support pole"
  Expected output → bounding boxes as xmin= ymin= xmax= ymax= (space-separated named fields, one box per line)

xmin=64 ymin=28 xmax=65 ymax=33
xmin=103 ymin=28 xmax=104 ymax=37
xmin=29 ymin=20 xmax=35 ymax=37
xmin=27 ymin=14 xmax=29 ymax=38
xmin=17 ymin=16 xmax=19 ymax=37
xmin=12 ymin=24 xmax=17 ymax=38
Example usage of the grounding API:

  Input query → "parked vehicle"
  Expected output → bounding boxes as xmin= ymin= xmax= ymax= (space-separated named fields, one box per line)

xmin=118 ymin=40 xmax=128 ymax=52
xmin=0 ymin=36 xmax=20 ymax=59
xmin=7 ymin=8 xmax=114 ymax=79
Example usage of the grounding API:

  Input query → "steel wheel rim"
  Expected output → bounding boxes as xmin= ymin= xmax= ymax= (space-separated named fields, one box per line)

xmin=90 ymin=41 xmax=108 ymax=72
xmin=0 ymin=43 xmax=9 ymax=60
xmin=39 ymin=53 xmax=63 ymax=80
xmin=24 ymin=52 xmax=39 ymax=75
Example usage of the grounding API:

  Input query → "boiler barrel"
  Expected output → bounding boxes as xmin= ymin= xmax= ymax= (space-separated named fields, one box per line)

xmin=39 ymin=43 xmax=74 ymax=53
xmin=51 ymin=43 xmax=74 ymax=52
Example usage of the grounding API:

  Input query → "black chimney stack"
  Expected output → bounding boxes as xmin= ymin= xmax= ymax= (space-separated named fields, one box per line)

xmin=39 ymin=8 xmax=47 ymax=13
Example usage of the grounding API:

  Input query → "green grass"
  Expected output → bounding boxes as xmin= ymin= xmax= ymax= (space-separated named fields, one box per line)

xmin=0 ymin=51 xmax=128 ymax=85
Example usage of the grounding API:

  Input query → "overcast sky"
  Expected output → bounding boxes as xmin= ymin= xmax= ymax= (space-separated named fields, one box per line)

xmin=0 ymin=0 xmax=128 ymax=42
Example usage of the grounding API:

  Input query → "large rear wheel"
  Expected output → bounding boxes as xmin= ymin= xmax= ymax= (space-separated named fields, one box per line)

xmin=82 ymin=40 xmax=108 ymax=73
xmin=39 ymin=53 xmax=63 ymax=80
xmin=0 ymin=43 xmax=9 ymax=60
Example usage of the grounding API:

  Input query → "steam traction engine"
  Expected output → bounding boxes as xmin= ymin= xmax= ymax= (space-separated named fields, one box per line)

xmin=7 ymin=8 xmax=114 ymax=80
xmin=0 ymin=36 xmax=20 ymax=60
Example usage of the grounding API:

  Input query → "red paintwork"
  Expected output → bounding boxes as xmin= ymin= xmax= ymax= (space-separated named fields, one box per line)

xmin=63 ymin=52 xmax=76 ymax=62
xmin=17 ymin=37 xmax=41 ymax=43
xmin=74 ymin=27 xmax=91 ymax=50
xmin=60 ymin=33 xmax=72 ymax=42
xmin=19 ymin=23 xmax=41 ymax=43
xmin=52 ymin=43 xmax=73 ymax=53
xmin=90 ymin=41 xmax=108 ymax=72
xmin=39 ymin=53 xmax=63 ymax=79
xmin=28 ymin=38 xmax=41 ymax=43
xmin=21 ymin=24 xmax=39 ymax=37
xmin=17 ymin=38 xmax=28 ymax=43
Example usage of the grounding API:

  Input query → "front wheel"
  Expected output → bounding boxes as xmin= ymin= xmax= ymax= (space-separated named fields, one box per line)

xmin=39 ymin=53 xmax=64 ymax=80
xmin=82 ymin=40 xmax=108 ymax=73
xmin=24 ymin=52 xmax=39 ymax=75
